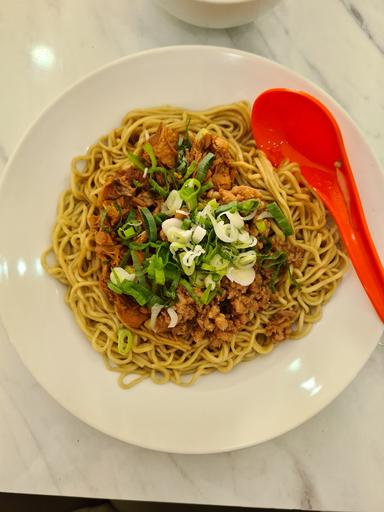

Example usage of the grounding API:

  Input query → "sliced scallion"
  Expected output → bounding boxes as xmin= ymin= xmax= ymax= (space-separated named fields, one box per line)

xmin=117 ymin=225 xmax=136 ymax=240
xmin=183 ymin=160 xmax=197 ymax=182
xmin=143 ymin=142 xmax=157 ymax=168
xmin=179 ymin=278 xmax=201 ymax=305
xmin=117 ymin=328 xmax=134 ymax=355
xmin=255 ymin=219 xmax=267 ymax=233
xmin=179 ymin=178 xmax=201 ymax=211
xmin=215 ymin=201 xmax=238 ymax=216
xmin=195 ymin=152 xmax=215 ymax=182
xmin=266 ymin=202 xmax=293 ymax=236
xmin=131 ymin=250 xmax=146 ymax=286
xmin=140 ymin=207 xmax=157 ymax=242
xmin=149 ymin=177 xmax=169 ymax=197
xmin=127 ymin=152 xmax=145 ymax=171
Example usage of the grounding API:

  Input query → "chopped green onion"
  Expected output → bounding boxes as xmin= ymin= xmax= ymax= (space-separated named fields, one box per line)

xmin=117 ymin=225 xmax=136 ymax=240
xmin=180 ymin=278 xmax=201 ymax=305
xmin=147 ymin=166 xmax=168 ymax=176
xmin=146 ymin=254 xmax=166 ymax=286
xmin=161 ymin=189 xmax=183 ymax=215
xmin=131 ymin=250 xmax=146 ymax=286
xmin=99 ymin=208 xmax=108 ymax=231
xmin=215 ymin=201 xmax=238 ymax=216
xmin=140 ymin=207 xmax=157 ymax=242
xmin=179 ymin=178 xmax=201 ymax=211
xmin=189 ymin=271 xmax=206 ymax=288
xmin=127 ymin=152 xmax=145 ymax=171
xmin=117 ymin=328 xmax=134 ymax=355
xmin=164 ymin=262 xmax=181 ymax=282
xmin=154 ymin=213 xmax=168 ymax=225
xmin=201 ymin=254 xmax=229 ymax=274
xmin=113 ymin=202 xmax=123 ymax=225
xmin=119 ymin=250 xmax=131 ymax=268
xmin=132 ymin=179 xmax=143 ymax=188
xmin=149 ymin=177 xmax=169 ymax=197
xmin=155 ymin=266 xmax=165 ymax=286
xmin=255 ymin=219 xmax=267 ymax=233
xmin=147 ymin=294 xmax=165 ymax=309
xmin=238 ymin=199 xmax=259 ymax=213
xmin=258 ymin=235 xmax=272 ymax=254
xmin=177 ymin=134 xmax=184 ymax=149
xmin=182 ymin=160 xmax=197 ymax=181
xmin=233 ymin=251 xmax=257 ymax=268
xmin=128 ymin=241 xmax=157 ymax=251
xmin=257 ymin=250 xmax=287 ymax=291
xmin=120 ymin=281 xmax=152 ymax=306
xmin=177 ymin=157 xmax=188 ymax=173
xmin=217 ymin=244 xmax=238 ymax=261
xmin=195 ymin=152 xmax=215 ymax=182
xmin=259 ymin=250 xmax=287 ymax=269
xmin=107 ymin=281 xmax=123 ymax=294
xmin=181 ymin=218 xmax=192 ymax=229
xmin=143 ymin=142 xmax=157 ymax=168
xmin=200 ymin=181 xmax=213 ymax=195
xmin=125 ymin=210 xmax=136 ymax=222
xmin=163 ymin=265 xmax=181 ymax=300
xmin=200 ymin=286 xmax=217 ymax=305
xmin=266 ymin=202 xmax=293 ymax=236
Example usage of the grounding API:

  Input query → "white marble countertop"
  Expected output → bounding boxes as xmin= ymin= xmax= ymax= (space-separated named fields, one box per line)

xmin=0 ymin=0 xmax=383 ymax=510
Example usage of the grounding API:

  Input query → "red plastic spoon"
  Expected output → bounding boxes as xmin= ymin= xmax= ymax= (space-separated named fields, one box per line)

xmin=252 ymin=88 xmax=384 ymax=322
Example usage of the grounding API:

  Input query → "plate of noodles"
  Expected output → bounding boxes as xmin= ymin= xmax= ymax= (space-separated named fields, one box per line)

xmin=0 ymin=46 xmax=383 ymax=453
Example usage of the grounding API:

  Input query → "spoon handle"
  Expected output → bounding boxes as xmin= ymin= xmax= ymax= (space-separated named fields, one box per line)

xmin=321 ymin=170 xmax=384 ymax=322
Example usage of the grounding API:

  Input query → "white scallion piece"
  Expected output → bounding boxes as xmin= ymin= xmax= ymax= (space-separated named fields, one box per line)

xmin=181 ymin=245 xmax=205 ymax=267
xmin=219 ymin=210 xmax=244 ymax=229
xmin=204 ymin=274 xmax=216 ymax=290
xmin=175 ymin=209 xmax=189 ymax=217
xmin=208 ymin=213 xmax=238 ymax=243
xmin=167 ymin=307 xmax=178 ymax=328
xmin=257 ymin=211 xmax=273 ymax=220
xmin=192 ymin=225 xmax=207 ymax=243
xmin=167 ymin=227 xmax=192 ymax=245
xmin=233 ymin=251 xmax=257 ymax=269
xmin=241 ymin=210 xmax=258 ymax=221
xmin=226 ymin=266 xmax=256 ymax=287
xmin=161 ymin=217 xmax=183 ymax=236
xmin=150 ymin=304 xmax=164 ymax=331
xmin=236 ymin=230 xmax=257 ymax=248
xmin=161 ymin=190 xmax=183 ymax=215
xmin=110 ymin=267 xmax=136 ymax=285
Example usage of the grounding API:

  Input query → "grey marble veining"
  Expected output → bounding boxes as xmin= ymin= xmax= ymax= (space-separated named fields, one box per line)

xmin=0 ymin=1 xmax=383 ymax=511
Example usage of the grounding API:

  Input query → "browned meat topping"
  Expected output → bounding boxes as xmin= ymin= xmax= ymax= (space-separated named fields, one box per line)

xmin=149 ymin=123 xmax=179 ymax=168
xmin=90 ymin=123 xmax=299 ymax=345
xmin=156 ymin=275 xmax=275 ymax=347
xmin=220 ymin=185 xmax=262 ymax=203
xmin=265 ymin=310 xmax=296 ymax=342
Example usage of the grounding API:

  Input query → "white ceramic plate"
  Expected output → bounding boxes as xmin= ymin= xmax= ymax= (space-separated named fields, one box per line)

xmin=0 ymin=46 xmax=383 ymax=454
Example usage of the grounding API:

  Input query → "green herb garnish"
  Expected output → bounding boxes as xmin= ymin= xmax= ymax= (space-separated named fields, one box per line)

xmin=266 ymin=202 xmax=293 ymax=236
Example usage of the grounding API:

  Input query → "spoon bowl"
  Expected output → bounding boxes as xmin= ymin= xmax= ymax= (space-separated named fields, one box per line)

xmin=252 ymin=88 xmax=384 ymax=321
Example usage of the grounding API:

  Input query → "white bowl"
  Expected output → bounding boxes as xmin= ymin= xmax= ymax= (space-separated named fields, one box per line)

xmin=0 ymin=46 xmax=383 ymax=454
xmin=155 ymin=0 xmax=280 ymax=29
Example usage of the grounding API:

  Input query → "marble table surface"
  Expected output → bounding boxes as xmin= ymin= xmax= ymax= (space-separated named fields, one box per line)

xmin=0 ymin=0 xmax=383 ymax=510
